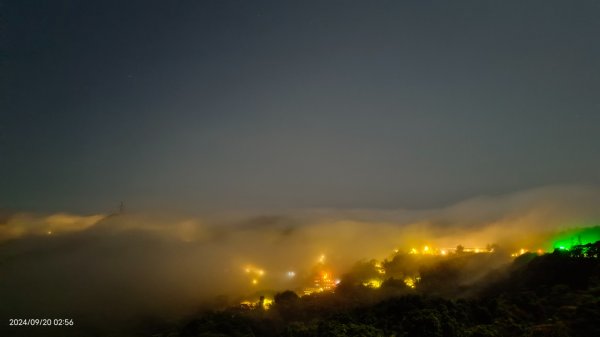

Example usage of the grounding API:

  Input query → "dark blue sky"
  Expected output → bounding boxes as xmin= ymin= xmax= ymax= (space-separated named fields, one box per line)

xmin=2 ymin=0 xmax=599 ymax=213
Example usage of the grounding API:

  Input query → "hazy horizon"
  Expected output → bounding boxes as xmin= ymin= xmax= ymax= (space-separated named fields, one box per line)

xmin=2 ymin=184 xmax=599 ymax=314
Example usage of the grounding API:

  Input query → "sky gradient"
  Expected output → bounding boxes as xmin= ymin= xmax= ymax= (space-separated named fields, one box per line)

xmin=2 ymin=0 xmax=600 ymax=213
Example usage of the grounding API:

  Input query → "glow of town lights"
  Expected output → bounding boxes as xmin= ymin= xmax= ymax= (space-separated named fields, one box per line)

xmin=244 ymin=265 xmax=266 ymax=277
xmin=262 ymin=298 xmax=273 ymax=309
xmin=236 ymin=232 xmax=599 ymax=311
xmin=362 ymin=279 xmax=382 ymax=288
xmin=511 ymin=248 xmax=530 ymax=257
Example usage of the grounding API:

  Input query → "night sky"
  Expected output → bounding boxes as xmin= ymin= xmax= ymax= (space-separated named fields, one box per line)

xmin=2 ymin=0 xmax=599 ymax=213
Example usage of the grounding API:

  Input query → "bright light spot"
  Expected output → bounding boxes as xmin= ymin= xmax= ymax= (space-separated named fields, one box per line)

xmin=262 ymin=297 xmax=273 ymax=310
xmin=287 ymin=271 xmax=296 ymax=278
xmin=244 ymin=265 xmax=266 ymax=277
xmin=239 ymin=297 xmax=274 ymax=310
xmin=404 ymin=277 xmax=417 ymax=289
xmin=511 ymin=248 xmax=530 ymax=257
xmin=303 ymin=269 xmax=338 ymax=295
xmin=252 ymin=279 xmax=258 ymax=285
xmin=362 ymin=279 xmax=382 ymax=288
xmin=409 ymin=248 xmax=418 ymax=254
xmin=423 ymin=245 xmax=430 ymax=252
xmin=318 ymin=254 xmax=326 ymax=263
xmin=441 ymin=249 xmax=447 ymax=255
xmin=46 ymin=231 xmax=53 ymax=235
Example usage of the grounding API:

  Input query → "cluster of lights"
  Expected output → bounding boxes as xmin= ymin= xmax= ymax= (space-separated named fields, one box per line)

xmin=302 ymin=254 xmax=340 ymax=295
xmin=238 ymin=232 xmax=599 ymax=313
xmin=244 ymin=241 xmax=538 ymax=304
xmin=244 ymin=265 xmax=265 ymax=286
xmin=510 ymin=248 xmax=546 ymax=257
xmin=374 ymin=261 xmax=385 ymax=275
xmin=407 ymin=245 xmax=489 ymax=255
xmin=361 ymin=261 xmax=386 ymax=287
xmin=236 ymin=226 xmax=600 ymax=315
xmin=408 ymin=245 xmax=446 ymax=255
xmin=511 ymin=248 xmax=528 ymax=257
xmin=403 ymin=276 xmax=420 ymax=289
xmin=303 ymin=271 xmax=339 ymax=295
xmin=240 ymin=296 xmax=274 ymax=310
xmin=362 ymin=279 xmax=382 ymax=288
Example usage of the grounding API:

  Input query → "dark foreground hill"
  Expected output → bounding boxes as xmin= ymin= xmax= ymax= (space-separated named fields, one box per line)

xmin=174 ymin=243 xmax=600 ymax=337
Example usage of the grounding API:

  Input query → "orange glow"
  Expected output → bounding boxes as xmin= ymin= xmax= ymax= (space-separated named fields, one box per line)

xmin=511 ymin=248 xmax=529 ymax=257
xmin=243 ymin=265 xmax=266 ymax=277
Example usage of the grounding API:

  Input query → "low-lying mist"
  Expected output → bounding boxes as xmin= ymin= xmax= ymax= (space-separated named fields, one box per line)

xmin=1 ymin=184 xmax=599 ymax=326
